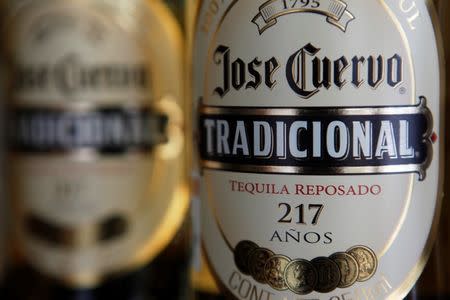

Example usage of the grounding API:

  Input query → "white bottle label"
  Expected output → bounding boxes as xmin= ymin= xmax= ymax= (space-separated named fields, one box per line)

xmin=195 ymin=0 xmax=443 ymax=299
xmin=7 ymin=0 xmax=188 ymax=287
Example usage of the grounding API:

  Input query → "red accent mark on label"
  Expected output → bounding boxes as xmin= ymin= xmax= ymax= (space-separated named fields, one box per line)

xmin=431 ymin=132 xmax=438 ymax=144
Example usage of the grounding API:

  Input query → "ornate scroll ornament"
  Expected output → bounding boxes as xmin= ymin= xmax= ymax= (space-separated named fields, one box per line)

xmin=252 ymin=0 xmax=355 ymax=34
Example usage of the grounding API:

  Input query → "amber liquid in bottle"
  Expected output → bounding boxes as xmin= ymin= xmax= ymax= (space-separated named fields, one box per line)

xmin=1 ymin=0 xmax=191 ymax=299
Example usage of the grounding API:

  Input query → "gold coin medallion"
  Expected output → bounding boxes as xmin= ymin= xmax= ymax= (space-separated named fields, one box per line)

xmin=248 ymin=247 xmax=274 ymax=284
xmin=284 ymin=259 xmax=318 ymax=295
xmin=311 ymin=256 xmax=341 ymax=293
xmin=264 ymin=255 xmax=291 ymax=291
xmin=330 ymin=252 xmax=359 ymax=288
xmin=234 ymin=240 xmax=259 ymax=275
xmin=347 ymin=246 xmax=378 ymax=282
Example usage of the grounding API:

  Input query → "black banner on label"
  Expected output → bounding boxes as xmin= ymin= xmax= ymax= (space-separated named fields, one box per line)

xmin=199 ymin=97 xmax=434 ymax=180
xmin=10 ymin=107 xmax=168 ymax=154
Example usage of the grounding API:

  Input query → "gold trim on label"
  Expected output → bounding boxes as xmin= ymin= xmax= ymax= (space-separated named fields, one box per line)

xmin=200 ymin=101 xmax=428 ymax=115
xmin=204 ymin=173 xmax=235 ymax=252
xmin=202 ymin=160 xmax=427 ymax=176
xmin=387 ymin=0 xmax=446 ymax=297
